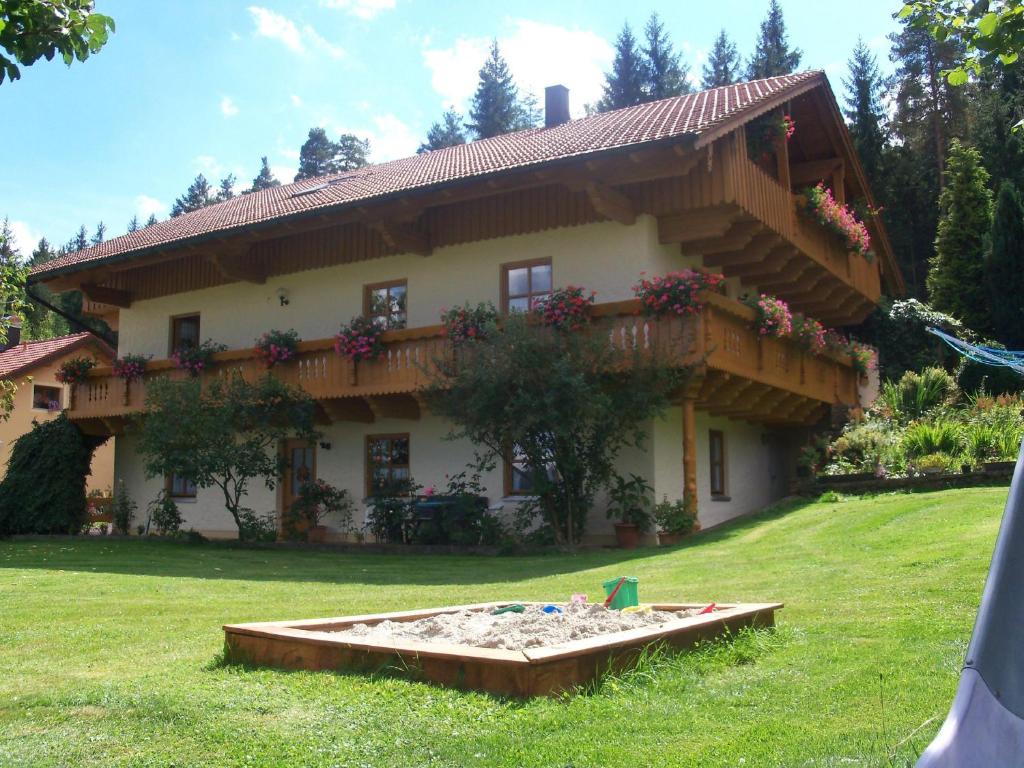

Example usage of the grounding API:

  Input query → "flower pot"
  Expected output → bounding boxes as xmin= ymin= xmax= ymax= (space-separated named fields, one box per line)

xmin=657 ymin=530 xmax=682 ymax=546
xmin=307 ymin=525 xmax=329 ymax=544
xmin=614 ymin=522 xmax=640 ymax=549
xmin=984 ymin=460 xmax=1016 ymax=474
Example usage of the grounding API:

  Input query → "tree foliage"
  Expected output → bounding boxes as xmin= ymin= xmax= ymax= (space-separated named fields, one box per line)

xmin=466 ymin=40 xmax=538 ymax=139
xmin=928 ymin=139 xmax=993 ymax=333
xmin=0 ymin=0 xmax=115 ymax=85
xmin=597 ymin=23 xmax=645 ymax=111
xmin=418 ymin=108 xmax=466 ymax=153
xmin=136 ymin=372 xmax=318 ymax=540
xmin=0 ymin=415 xmax=106 ymax=534
xmin=425 ymin=313 xmax=686 ymax=546
xmin=642 ymin=12 xmax=690 ymax=99
xmin=294 ymin=127 xmax=369 ymax=180
xmin=249 ymin=156 xmax=280 ymax=191
xmin=986 ymin=181 xmax=1024 ymax=348
xmin=0 ymin=219 xmax=26 ymax=418
xmin=170 ymin=174 xmax=214 ymax=217
xmin=702 ymin=29 xmax=741 ymax=89
xmin=844 ymin=38 xmax=887 ymax=187
xmin=746 ymin=0 xmax=802 ymax=79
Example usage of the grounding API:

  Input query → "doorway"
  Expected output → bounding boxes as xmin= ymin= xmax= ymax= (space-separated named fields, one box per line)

xmin=280 ymin=440 xmax=316 ymax=534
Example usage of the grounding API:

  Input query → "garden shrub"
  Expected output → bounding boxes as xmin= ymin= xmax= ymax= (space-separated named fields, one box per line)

xmin=0 ymin=415 xmax=107 ymax=535
xmin=879 ymin=367 xmax=959 ymax=422
xmin=902 ymin=421 xmax=962 ymax=458
xmin=148 ymin=491 xmax=184 ymax=536
xmin=111 ymin=480 xmax=136 ymax=535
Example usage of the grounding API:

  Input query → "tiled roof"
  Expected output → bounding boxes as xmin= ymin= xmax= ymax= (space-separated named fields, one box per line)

xmin=31 ymin=71 xmax=824 ymax=280
xmin=0 ymin=332 xmax=114 ymax=378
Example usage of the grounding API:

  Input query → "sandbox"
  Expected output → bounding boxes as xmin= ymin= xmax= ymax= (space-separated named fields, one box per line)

xmin=223 ymin=601 xmax=783 ymax=697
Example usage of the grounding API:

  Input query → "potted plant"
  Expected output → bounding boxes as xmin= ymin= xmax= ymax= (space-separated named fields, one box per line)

xmin=334 ymin=315 xmax=386 ymax=362
xmin=112 ymin=353 xmax=150 ymax=382
xmin=440 ymin=302 xmax=499 ymax=344
xmin=254 ymin=329 xmax=301 ymax=368
xmin=746 ymin=293 xmax=793 ymax=338
xmin=633 ymin=269 xmax=725 ymax=318
xmin=171 ymin=339 xmax=226 ymax=377
xmin=55 ymin=356 xmax=96 ymax=386
xmin=606 ymin=473 xmax=654 ymax=549
xmin=653 ymin=496 xmax=699 ymax=546
xmin=286 ymin=479 xmax=354 ymax=543
xmin=534 ymin=285 xmax=595 ymax=331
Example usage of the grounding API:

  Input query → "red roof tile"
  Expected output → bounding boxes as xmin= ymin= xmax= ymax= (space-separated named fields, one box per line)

xmin=31 ymin=72 xmax=824 ymax=280
xmin=0 ymin=333 xmax=114 ymax=378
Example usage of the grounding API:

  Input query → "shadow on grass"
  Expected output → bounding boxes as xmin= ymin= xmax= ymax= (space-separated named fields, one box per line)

xmin=0 ymin=497 xmax=817 ymax=586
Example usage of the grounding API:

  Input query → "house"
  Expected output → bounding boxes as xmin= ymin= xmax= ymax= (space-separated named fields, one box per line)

xmin=28 ymin=71 xmax=902 ymax=543
xmin=0 ymin=324 xmax=116 ymax=493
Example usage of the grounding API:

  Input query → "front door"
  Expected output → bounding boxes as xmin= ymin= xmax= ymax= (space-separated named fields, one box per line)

xmin=280 ymin=440 xmax=316 ymax=534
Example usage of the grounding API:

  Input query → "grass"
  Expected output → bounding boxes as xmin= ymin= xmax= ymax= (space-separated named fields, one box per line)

xmin=0 ymin=487 xmax=1006 ymax=767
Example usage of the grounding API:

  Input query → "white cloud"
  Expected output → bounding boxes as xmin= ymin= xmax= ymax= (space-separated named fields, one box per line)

xmin=422 ymin=20 xmax=614 ymax=117
xmin=366 ymin=114 xmax=420 ymax=161
xmin=220 ymin=96 xmax=239 ymax=117
xmin=320 ymin=0 xmax=396 ymax=20
xmin=280 ymin=147 xmax=300 ymax=160
xmin=194 ymin=155 xmax=225 ymax=177
xmin=7 ymin=220 xmax=41 ymax=254
xmin=304 ymin=25 xmax=345 ymax=59
xmin=248 ymin=6 xmax=304 ymax=53
xmin=290 ymin=93 xmax=303 ymax=107
xmin=135 ymin=195 xmax=167 ymax=220
xmin=272 ymin=164 xmax=297 ymax=184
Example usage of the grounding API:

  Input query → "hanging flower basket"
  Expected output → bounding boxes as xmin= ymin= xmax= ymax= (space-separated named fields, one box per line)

xmin=55 ymin=357 xmax=95 ymax=386
xmin=254 ymin=329 xmax=301 ymax=368
xmin=112 ymin=353 xmax=150 ymax=382
xmin=746 ymin=294 xmax=793 ymax=338
xmin=848 ymin=341 xmax=877 ymax=377
xmin=441 ymin=302 xmax=499 ymax=344
xmin=801 ymin=183 xmax=875 ymax=260
xmin=791 ymin=313 xmax=827 ymax=355
xmin=633 ymin=270 xmax=725 ymax=317
xmin=171 ymin=340 xmax=226 ymax=377
xmin=534 ymin=285 xmax=595 ymax=331
xmin=746 ymin=113 xmax=795 ymax=162
xmin=335 ymin=316 xmax=385 ymax=362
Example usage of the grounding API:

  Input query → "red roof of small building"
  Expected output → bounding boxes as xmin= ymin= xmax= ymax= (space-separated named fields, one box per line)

xmin=0 ymin=333 xmax=115 ymax=379
xmin=31 ymin=72 xmax=827 ymax=281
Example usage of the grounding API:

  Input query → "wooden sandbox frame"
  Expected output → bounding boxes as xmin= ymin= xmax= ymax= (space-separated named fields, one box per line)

xmin=224 ymin=601 xmax=783 ymax=697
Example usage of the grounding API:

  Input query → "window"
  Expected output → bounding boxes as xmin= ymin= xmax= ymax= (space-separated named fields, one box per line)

xmin=502 ymin=259 xmax=552 ymax=314
xmin=709 ymin=430 xmax=727 ymax=497
xmin=167 ymin=473 xmax=197 ymax=500
xmin=169 ymin=314 xmax=200 ymax=354
xmin=32 ymin=385 xmax=62 ymax=411
xmin=503 ymin=441 xmax=556 ymax=496
xmin=366 ymin=434 xmax=410 ymax=496
xmin=364 ymin=280 xmax=407 ymax=330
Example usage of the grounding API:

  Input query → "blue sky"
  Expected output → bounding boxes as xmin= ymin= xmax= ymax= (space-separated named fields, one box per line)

xmin=1 ymin=0 xmax=903 ymax=255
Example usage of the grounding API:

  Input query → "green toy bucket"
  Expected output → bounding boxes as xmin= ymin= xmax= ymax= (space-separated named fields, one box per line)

xmin=602 ymin=576 xmax=639 ymax=610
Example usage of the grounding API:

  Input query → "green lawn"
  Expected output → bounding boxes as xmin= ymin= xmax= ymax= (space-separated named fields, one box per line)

xmin=0 ymin=488 xmax=1007 ymax=767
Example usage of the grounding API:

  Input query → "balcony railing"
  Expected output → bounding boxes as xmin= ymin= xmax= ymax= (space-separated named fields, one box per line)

xmin=67 ymin=294 xmax=860 ymax=422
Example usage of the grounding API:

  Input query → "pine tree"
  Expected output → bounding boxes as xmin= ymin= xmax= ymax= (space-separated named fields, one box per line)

xmin=986 ymin=182 xmax=1024 ymax=348
xmin=642 ymin=13 xmax=689 ymax=100
xmin=215 ymin=174 xmax=236 ymax=202
xmin=418 ymin=108 xmax=467 ymax=153
xmin=250 ymin=156 xmax=280 ymax=191
xmin=295 ymin=129 xmax=369 ymax=181
xmin=843 ymin=38 xmax=886 ymax=187
xmin=928 ymin=140 xmax=993 ymax=333
xmin=91 ymin=222 xmax=106 ymax=245
xmin=597 ymin=24 xmax=646 ymax=111
xmin=702 ymin=29 xmax=741 ymax=89
xmin=747 ymin=0 xmax=802 ymax=79
xmin=467 ymin=40 xmax=536 ymax=139
xmin=66 ymin=225 xmax=88 ymax=252
xmin=145 ymin=214 xmax=159 ymax=227
xmin=126 ymin=215 xmax=140 ymax=233
xmin=170 ymin=175 xmax=214 ymax=217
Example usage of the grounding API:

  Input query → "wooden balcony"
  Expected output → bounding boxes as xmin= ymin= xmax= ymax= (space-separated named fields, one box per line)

xmin=67 ymin=294 xmax=860 ymax=435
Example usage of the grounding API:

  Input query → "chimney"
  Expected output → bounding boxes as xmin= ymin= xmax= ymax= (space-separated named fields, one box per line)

xmin=545 ymin=85 xmax=570 ymax=128
xmin=2 ymin=316 xmax=20 ymax=351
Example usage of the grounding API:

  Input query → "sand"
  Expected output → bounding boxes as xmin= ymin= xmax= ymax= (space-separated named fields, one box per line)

xmin=329 ymin=602 xmax=701 ymax=651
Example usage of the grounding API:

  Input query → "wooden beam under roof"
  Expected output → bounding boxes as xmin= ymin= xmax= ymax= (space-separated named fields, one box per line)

xmin=683 ymin=219 xmax=762 ymax=256
xmin=658 ymin=204 xmax=740 ymax=245
xmin=708 ymin=232 xmax=781 ymax=270
xmin=790 ymin=157 xmax=844 ymax=186
xmin=208 ymin=248 xmax=266 ymax=284
xmin=367 ymin=219 xmax=432 ymax=257
xmin=80 ymin=283 xmax=132 ymax=308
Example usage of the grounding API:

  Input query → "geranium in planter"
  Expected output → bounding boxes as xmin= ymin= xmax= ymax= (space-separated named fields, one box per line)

xmin=633 ymin=269 xmax=725 ymax=317
xmin=171 ymin=340 xmax=226 ymax=377
xmin=653 ymin=495 xmax=699 ymax=545
xmin=534 ymin=285 xmax=595 ymax=331
xmin=112 ymin=353 xmax=150 ymax=382
xmin=55 ymin=356 xmax=96 ymax=386
xmin=334 ymin=316 xmax=385 ymax=362
xmin=285 ymin=479 xmax=354 ymax=542
xmin=747 ymin=294 xmax=792 ymax=338
xmin=848 ymin=340 xmax=877 ymax=377
xmin=606 ymin=473 xmax=654 ymax=549
xmin=802 ymin=183 xmax=874 ymax=260
xmin=441 ymin=302 xmax=498 ymax=344
xmin=746 ymin=112 xmax=795 ymax=162
xmin=824 ymin=328 xmax=850 ymax=355
xmin=791 ymin=313 xmax=826 ymax=355
xmin=254 ymin=329 xmax=301 ymax=368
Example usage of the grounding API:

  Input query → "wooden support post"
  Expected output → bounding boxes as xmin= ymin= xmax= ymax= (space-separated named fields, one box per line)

xmin=682 ymin=398 xmax=698 ymax=522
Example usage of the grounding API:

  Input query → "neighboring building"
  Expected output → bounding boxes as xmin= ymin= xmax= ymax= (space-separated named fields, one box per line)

xmin=29 ymin=72 xmax=902 ymax=543
xmin=0 ymin=326 xmax=116 ymax=493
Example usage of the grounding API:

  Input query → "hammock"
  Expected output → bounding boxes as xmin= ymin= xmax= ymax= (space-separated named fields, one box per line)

xmin=927 ymin=326 xmax=1024 ymax=376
